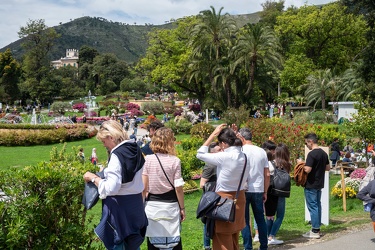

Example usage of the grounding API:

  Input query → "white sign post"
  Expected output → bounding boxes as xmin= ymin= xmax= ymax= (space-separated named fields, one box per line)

xmin=304 ymin=146 xmax=330 ymax=225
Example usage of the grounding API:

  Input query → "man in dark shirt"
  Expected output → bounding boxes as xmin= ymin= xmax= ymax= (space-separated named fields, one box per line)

xmin=299 ymin=133 xmax=330 ymax=239
xmin=141 ymin=120 xmax=164 ymax=155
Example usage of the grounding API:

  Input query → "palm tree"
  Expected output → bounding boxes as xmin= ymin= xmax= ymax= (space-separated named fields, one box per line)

xmin=190 ymin=6 xmax=236 ymax=61
xmin=305 ymin=69 xmax=335 ymax=110
xmin=231 ymin=23 xmax=283 ymax=96
xmin=189 ymin=6 xmax=237 ymax=108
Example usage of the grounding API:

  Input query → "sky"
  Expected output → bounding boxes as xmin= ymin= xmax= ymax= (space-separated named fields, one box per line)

xmin=0 ymin=0 xmax=334 ymax=49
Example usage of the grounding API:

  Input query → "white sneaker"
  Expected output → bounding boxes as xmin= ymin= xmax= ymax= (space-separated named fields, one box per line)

xmin=302 ymin=230 xmax=320 ymax=239
xmin=268 ymin=238 xmax=284 ymax=245
xmin=253 ymin=234 xmax=259 ymax=242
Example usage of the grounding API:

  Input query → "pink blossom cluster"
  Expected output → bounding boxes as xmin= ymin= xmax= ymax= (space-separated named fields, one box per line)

xmin=350 ymin=168 xmax=367 ymax=179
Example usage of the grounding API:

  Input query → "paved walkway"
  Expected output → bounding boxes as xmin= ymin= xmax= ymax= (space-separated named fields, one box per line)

xmin=269 ymin=224 xmax=375 ymax=250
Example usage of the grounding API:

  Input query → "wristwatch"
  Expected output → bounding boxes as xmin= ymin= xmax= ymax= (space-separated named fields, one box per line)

xmin=91 ymin=177 xmax=96 ymax=183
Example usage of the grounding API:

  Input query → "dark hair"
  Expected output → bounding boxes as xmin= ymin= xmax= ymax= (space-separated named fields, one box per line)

xmin=238 ymin=127 xmax=252 ymax=141
xmin=218 ymin=128 xmax=242 ymax=147
xmin=274 ymin=143 xmax=292 ymax=173
xmin=264 ymin=148 xmax=274 ymax=161
xmin=209 ymin=142 xmax=219 ymax=152
xmin=345 ymin=151 xmax=351 ymax=158
xmin=304 ymin=133 xmax=318 ymax=143
xmin=262 ymin=140 xmax=276 ymax=151
xmin=148 ymin=120 xmax=164 ymax=131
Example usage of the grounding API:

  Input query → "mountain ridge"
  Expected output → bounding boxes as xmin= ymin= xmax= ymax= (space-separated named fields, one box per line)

xmin=0 ymin=13 xmax=260 ymax=63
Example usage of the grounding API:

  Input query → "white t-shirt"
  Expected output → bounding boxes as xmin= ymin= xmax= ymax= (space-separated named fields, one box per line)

xmin=197 ymin=145 xmax=249 ymax=192
xmin=242 ymin=144 xmax=268 ymax=193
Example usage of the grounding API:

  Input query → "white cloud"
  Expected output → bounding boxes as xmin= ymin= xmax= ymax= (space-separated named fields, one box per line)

xmin=0 ymin=0 xmax=334 ymax=49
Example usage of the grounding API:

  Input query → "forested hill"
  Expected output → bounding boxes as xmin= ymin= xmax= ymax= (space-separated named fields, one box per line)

xmin=0 ymin=13 xmax=260 ymax=63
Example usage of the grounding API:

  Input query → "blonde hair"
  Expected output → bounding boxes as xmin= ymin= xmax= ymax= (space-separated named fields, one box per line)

xmin=150 ymin=127 xmax=176 ymax=155
xmin=96 ymin=120 xmax=129 ymax=145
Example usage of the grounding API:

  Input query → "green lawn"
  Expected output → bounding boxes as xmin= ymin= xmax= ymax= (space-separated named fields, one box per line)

xmin=0 ymin=138 xmax=369 ymax=249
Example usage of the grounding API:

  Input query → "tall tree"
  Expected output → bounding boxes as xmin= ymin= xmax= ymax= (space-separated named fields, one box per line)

xmin=276 ymin=3 xmax=367 ymax=72
xmin=305 ymin=69 xmax=334 ymax=110
xmin=231 ymin=23 xmax=283 ymax=97
xmin=0 ymin=49 xmax=21 ymax=102
xmin=18 ymin=19 xmax=60 ymax=101
xmin=341 ymin=0 xmax=375 ymax=101
xmin=190 ymin=6 xmax=237 ymax=61
xmin=260 ymin=0 xmax=285 ymax=28
xmin=189 ymin=6 xmax=237 ymax=108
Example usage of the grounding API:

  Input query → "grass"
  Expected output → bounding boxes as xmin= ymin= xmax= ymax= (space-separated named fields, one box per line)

xmin=0 ymin=138 xmax=370 ymax=249
xmin=0 ymin=137 xmax=106 ymax=169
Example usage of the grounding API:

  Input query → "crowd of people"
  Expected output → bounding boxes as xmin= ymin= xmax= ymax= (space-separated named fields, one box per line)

xmin=81 ymin=118 xmax=332 ymax=250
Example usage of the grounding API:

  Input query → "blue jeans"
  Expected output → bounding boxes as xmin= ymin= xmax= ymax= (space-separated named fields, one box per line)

xmin=267 ymin=196 xmax=286 ymax=237
xmin=203 ymin=224 xmax=211 ymax=248
xmin=241 ymin=192 xmax=268 ymax=250
xmin=304 ymin=188 xmax=322 ymax=230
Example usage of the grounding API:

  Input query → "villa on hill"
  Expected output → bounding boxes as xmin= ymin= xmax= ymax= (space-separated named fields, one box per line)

xmin=51 ymin=49 xmax=79 ymax=69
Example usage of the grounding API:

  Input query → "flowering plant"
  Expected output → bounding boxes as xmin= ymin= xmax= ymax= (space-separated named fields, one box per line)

xmin=72 ymin=103 xmax=87 ymax=112
xmin=126 ymin=103 xmax=140 ymax=110
xmin=331 ymin=186 xmax=357 ymax=198
xmin=350 ymin=168 xmax=366 ymax=179
xmin=331 ymin=177 xmax=361 ymax=199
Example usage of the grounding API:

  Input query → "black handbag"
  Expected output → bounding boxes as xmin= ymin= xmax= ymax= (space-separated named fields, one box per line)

xmin=199 ymin=155 xmax=247 ymax=222
xmin=82 ymin=171 xmax=104 ymax=210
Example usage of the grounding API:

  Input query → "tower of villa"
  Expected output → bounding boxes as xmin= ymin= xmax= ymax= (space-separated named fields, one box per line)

xmin=51 ymin=49 xmax=79 ymax=69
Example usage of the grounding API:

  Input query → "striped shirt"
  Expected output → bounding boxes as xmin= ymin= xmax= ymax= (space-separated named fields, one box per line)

xmin=143 ymin=153 xmax=184 ymax=194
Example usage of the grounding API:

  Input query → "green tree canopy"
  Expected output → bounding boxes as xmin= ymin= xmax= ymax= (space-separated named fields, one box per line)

xmin=18 ymin=19 xmax=60 ymax=102
xmin=0 ymin=49 xmax=21 ymax=102
xmin=276 ymin=2 xmax=367 ymax=72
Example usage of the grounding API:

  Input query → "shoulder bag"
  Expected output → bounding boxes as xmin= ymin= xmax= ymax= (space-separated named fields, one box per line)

xmin=270 ymin=162 xmax=291 ymax=198
xmin=197 ymin=155 xmax=247 ymax=223
xmin=154 ymin=154 xmax=181 ymax=208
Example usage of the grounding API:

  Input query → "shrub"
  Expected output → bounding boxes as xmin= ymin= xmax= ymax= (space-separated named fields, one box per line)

xmin=222 ymin=105 xmax=250 ymax=127
xmin=50 ymin=101 xmax=71 ymax=115
xmin=126 ymin=102 xmax=140 ymax=110
xmin=128 ymin=108 xmax=144 ymax=117
xmin=174 ymin=107 xmax=183 ymax=117
xmin=190 ymin=123 xmax=215 ymax=140
xmin=140 ymin=115 xmax=159 ymax=129
xmin=177 ymin=149 xmax=205 ymax=180
xmin=0 ymin=125 xmax=97 ymax=146
xmin=177 ymin=119 xmax=193 ymax=134
xmin=188 ymin=104 xmax=201 ymax=112
xmin=313 ymin=124 xmax=345 ymax=146
xmin=72 ymin=102 xmax=87 ymax=112
xmin=0 ymin=145 xmax=97 ymax=249
xmin=180 ymin=137 xmax=204 ymax=151
xmin=165 ymin=119 xmax=192 ymax=135
xmin=142 ymin=102 xmax=164 ymax=115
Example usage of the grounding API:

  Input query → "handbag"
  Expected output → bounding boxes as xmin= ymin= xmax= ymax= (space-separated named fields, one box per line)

xmin=82 ymin=171 xmax=104 ymax=210
xmin=270 ymin=166 xmax=291 ymax=198
xmin=200 ymin=155 xmax=247 ymax=222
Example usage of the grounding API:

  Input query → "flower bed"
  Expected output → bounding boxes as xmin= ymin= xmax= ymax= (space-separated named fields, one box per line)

xmin=76 ymin=116 xmax=110 ymax=125
xmin=331 ymin=177 xmax=361 ymax=199
xmin=0 ymin=124 xmax=97 ymax=146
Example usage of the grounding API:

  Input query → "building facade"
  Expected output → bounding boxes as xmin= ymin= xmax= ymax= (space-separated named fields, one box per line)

xmin=51 ymin=49 xmax=79 ymax=69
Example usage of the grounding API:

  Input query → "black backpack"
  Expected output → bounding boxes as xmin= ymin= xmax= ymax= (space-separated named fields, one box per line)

xmin=270 ymin=162 xmax=291 ymax=198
